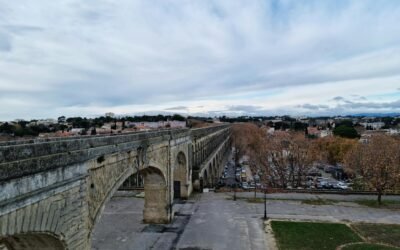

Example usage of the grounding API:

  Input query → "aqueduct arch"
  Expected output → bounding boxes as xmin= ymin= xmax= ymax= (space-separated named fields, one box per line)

xmin=203 ymin=169 xmax=209 ymax=187
xmin=0 ymin=233 xmax=66 ymax=250
xmin=173 ymin=152 xmax=189 ymax=199
xmin=0 ymin=125 xmax=232 ymax=249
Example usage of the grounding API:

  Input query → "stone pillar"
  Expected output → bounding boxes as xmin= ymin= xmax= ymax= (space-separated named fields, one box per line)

xmin=143 ymin=175 xmax=169 ymax=224
xmin=180 ymin=184 xmax=189 ymax=199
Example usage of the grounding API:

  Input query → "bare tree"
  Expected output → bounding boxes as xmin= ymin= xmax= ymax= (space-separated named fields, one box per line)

xmin=233 ymin=124 xmax=315 ymax=189
xmin=232 ymin=123 xmax=259 ymax=165
xmin=289 ymin=133 xmax=314 ymax=187
xmin=345 ymin=134 xmax=400 ymax=204
xmin=313 ymin=136 xmax=357 ymax=165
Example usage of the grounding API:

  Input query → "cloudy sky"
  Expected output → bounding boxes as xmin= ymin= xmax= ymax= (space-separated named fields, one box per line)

xmin=0 ymin=0 xmax=399 ymax=120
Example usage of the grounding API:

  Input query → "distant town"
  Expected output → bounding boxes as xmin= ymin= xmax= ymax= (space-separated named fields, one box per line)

xmin=0 ymin=112 xmax=399 ymax=142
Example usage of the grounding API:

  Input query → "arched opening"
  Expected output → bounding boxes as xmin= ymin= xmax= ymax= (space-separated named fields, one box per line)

xmin=173 ymin=152 xmax=188 ymax=199
xmin=91 ymin=165 xmax=169 ymax=249
xmin=207 ymin=163 xmax=212 ymax=187
xmin=0 ymin=233 xmax=65 ymax=250
xmin=203 ymin=169 xmax=208 ymax=188
xmin=119 ymin=172 xmax=144 ymax=189
xmin=212 ymin=162 xmax=217 ymax=187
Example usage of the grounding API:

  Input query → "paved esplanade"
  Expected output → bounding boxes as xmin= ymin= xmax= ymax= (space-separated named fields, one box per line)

xmin=92 ymin=192 xmax=269 ymax=250
xmin=0 ymin=125 xmax=232 ymax=250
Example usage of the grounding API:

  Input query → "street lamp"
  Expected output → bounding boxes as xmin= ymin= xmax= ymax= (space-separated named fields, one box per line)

xmin=264 ymin=185 xmax=268 ymax=220
xmin=259 ymin=170 xmax=268 ymax=220
xmin=233 ymin=183 xmax=237 ymax=201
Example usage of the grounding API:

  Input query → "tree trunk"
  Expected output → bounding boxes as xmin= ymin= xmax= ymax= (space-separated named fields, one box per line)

xmin=377 ymin=190 xmax=382 ymax=205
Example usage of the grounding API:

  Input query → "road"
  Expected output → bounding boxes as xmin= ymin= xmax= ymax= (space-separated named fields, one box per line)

xmin=222 ymin=159 xmax=238 ymax=187
xmin=235 ymin=191 xmax=400 ymax=202
xmin=231 ymin=192 xmax=400 ymax=224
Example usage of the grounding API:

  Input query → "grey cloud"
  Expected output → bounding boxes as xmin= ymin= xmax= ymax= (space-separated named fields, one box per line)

xmin=332 ymin=96 xmax=345 ymax=101
xmin=350 ymin=94 xmax=367 ymax=101
xmin=331 ymin=96 xmax=353 ymax=104
xmin=298 ymin=104 xmax=329 ymax=110
xmin=1 ymin=1 xmax=400 ymax=119
xmin=2 ymin=25 xmax=43 ymax=34
xmin=0 ymin=33 xmax=11 ymax=52
xmin=226 ymin=105 xmax=263 ymax=112
xmin=340 ymin=99 xmax=400 ymax=109
xmin=295 ymin=99 xmax=400 ymax=116
xmin=164 ymin=106 xmax=188 ymax=110
xmin=343 ymin=100 xmax=354 ymax=104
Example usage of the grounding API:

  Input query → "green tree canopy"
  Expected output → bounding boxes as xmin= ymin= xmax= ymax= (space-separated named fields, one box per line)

xmin=333 ymin=125 xmax=359 ymax=138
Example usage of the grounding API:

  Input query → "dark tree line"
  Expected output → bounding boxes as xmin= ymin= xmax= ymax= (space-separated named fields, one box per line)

xmin=0 ymin=114 xmax=187 ymax=137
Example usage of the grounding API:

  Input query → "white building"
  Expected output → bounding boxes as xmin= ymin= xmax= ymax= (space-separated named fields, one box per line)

xmin=388 ymin=128 xmax=400 ymax=135
xmin=360 ymin=122 xmax=385 ymax=130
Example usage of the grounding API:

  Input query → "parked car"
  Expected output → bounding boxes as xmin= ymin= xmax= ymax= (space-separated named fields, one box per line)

xmin=316 ymin=181 xmax=327 ymax=189
xmin=335 ymin=182 xmax=350 ymax=190
xmin=324 ymin=165 xmax=335 ymax=173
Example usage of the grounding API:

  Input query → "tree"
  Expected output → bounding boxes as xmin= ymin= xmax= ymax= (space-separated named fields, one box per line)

xmin=243 ymin=129 xmax=314 ymax=189
xmin=288 ymin=134 xmax=314 ymax=187
xmin=57 ymin=116 xmax=66 ymax=123
xmin=333 ymin=125 xmax=359 ymax=138
xmin=172 ymin=114 xmax=185 ymax=121
xmin=312 ymin=137 xmax=357 ymax=165
xmin=0 ymin=122 xmax=14 ymax=134
xmin=231 ymin=123 xmax=259 ymax=166
xmin=344 ymin=135 xmax=400 ymax=204
xmin=91 ymin=128 xmax=97 ymax=135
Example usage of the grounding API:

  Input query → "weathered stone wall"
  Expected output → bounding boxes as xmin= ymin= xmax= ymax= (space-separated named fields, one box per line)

xmin=0 ymin=177 xmax=89 ymax=249
xmin=191 ymin=126 xmax=232 ymax=190
xmin=0 ymin=128 xmax=191 ymax=182
xmin=0 ymin=124 xmax=231 ymax=249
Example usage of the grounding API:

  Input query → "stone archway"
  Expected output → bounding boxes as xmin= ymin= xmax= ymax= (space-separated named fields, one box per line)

xmin=141 ymin=166 xmax=169 ymax=224
xmin=213 ymin=158 xmax=217 ymax=183
xmin=173 ymin=152 xmax=189 ymax=199
xmin=203 ymin=169 xmax=208 ymax=188
xmin=0 ymin=233 xmax=66 ymax=250
xmin=208 ymin=163 xmax=213 ymax=187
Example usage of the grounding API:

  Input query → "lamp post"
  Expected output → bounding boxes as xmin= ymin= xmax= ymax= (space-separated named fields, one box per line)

xmin=259 ymin=170 xmax=268 ymax=220
xmin=264 ymin=186 xmax=268 ymax=220
xmin=233 ymin=183 xmax=237 ymax=201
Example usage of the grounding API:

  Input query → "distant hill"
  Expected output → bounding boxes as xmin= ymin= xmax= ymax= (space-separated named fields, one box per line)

xmin=350 ymin=113 xmax=400 ymax=117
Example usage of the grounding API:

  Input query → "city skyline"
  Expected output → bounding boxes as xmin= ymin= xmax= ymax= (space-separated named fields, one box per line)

xmin=1 ymin=0 xmax=400 ymax=120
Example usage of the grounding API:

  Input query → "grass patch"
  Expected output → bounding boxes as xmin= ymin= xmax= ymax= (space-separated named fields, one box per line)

xmin=341 ymin=243 xmax=399 ymax=250
xmin=246 ymin=198 xmax=265 ymax=203
xmin=355 ymin=199 xmax=400 ymax=209
xmin=352 ymin=223 xmax=400 ymax=247
xmin=271 ymin=221 xmax=361 ymax=250
xmin=301 ymin=198 xmax=336 ymax=205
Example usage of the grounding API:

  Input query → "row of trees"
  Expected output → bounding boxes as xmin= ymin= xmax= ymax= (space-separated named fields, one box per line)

xmin=0 ymin=121 xmax=65 ymax=137
xmin=232 ymin=123 xmax=400 ymax=203
xmin=0 ymin=114 xmax=187 ymax=137
xmin=65 ymin=114 xmax=186 ymax=129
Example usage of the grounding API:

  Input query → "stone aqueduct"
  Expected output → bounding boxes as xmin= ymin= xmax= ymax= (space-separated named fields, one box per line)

xmin=0 ymin=124 xmax=232 ymax=249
